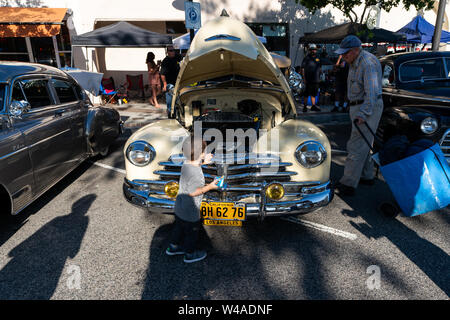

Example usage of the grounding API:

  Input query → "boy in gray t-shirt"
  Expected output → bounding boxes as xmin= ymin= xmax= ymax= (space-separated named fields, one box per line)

xmin=166 ymin=134 xmax=218 ymax=263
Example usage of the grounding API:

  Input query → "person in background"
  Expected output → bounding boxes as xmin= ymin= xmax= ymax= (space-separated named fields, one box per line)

xmin=301 ymin=44 xmax=322 ymax=112
xmin=146 ymin=52 xmax=161 ymax=108
xmin=333 ymin=35 xmax=384 ymax=197
xmin=332 ymin=54 xmax=349 ymax=112
xmin=160 ymin=46 xmax=182 ymax=118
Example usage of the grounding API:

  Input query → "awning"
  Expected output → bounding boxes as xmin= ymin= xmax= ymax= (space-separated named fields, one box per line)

xmin=298 ymin=22 xmax=406 ymax=44
xmin=0 ymin=7 xmax=67 ymax=37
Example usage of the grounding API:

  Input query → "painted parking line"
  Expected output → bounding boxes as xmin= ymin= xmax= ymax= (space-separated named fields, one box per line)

xmin=89 ymin=161 xmax=126 ymax=175
xmin=281 ymin=216 xmax=358 ymax=241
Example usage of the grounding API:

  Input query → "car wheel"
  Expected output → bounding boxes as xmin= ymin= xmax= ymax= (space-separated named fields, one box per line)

xmin=99 ymin=146 xmax=110 ymax=158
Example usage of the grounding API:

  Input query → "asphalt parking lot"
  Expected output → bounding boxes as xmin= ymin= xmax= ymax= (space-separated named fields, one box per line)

xmin=0 ymin=114 xmax=448 ymax=300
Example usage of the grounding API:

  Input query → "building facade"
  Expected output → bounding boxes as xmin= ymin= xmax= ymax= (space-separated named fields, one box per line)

xmin=1 ymin=0 xmax=449 ymax=90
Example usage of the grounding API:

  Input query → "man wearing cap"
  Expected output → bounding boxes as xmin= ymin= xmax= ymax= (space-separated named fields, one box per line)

xmin=301 ymin=44 xmax=322 ymax=112
xmin=334 ymin=35 xmax=383 ymax=196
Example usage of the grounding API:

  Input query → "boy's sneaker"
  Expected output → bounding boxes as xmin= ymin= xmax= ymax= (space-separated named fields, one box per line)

xmin=311 ymin=105 xmax=321 ymax=112
xmin=165 ymin=243 xmax=185 ymax=256
xmin=183 ymin=250 xmax=207 ymax=263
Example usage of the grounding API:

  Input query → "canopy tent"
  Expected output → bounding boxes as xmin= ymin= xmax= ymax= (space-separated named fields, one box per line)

xmin=71 ymin=21 xmax=173 ymax=47
xmin=298 ymin=22 xmax=406 ymax=44
xmin=397 ymin=15 xmax=450 ymax=44
xmin=173 ymin=30 xmax=267 ymax=50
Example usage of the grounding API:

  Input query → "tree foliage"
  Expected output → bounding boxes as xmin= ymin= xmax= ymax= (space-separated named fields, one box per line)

xmin=294 ymin=0 xmax=436 ymax=23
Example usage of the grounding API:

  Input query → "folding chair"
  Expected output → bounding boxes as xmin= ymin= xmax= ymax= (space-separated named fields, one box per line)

xmin=125 ymin=74 xmax=145 ymax=101
xmin=99 ymin=77 xmax=126 ymax=105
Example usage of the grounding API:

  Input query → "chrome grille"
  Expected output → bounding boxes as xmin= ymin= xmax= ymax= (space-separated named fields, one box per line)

xmin=440 ymin=129 xmax=450 ymax=164
xmin=155 ymin=153 xmax=297 ymax=183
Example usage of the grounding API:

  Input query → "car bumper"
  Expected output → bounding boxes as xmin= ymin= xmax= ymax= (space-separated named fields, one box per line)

xmin=123 ymin=178 xmax=334 ymax=219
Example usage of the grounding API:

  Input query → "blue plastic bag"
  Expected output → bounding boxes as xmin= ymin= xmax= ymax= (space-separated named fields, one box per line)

xmin=380 ymin=143 xmax=450 ymax=217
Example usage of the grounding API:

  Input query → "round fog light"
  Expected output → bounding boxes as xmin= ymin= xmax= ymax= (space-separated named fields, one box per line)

xmin=265 ymin=183 xmax=285 ymax=200
xmin=164 ymin=181 xmax=179 ymax=198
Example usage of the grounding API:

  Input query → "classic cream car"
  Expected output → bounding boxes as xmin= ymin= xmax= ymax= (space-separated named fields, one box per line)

xmin=123 ymin=15 xmax=333 ymax=224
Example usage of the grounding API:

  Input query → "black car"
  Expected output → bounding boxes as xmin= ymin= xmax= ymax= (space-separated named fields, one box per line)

xmin=0 ymin=62 xmax=123 ymax=215
xmin=378 ymin=52 xmax=450 ymax=163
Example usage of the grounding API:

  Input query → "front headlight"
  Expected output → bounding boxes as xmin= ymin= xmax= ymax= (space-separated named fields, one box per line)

xmin=126 ymin=141 xmax=156 ymax=166
xmin=420 ymin=117 xmax=438 ymax=134
xmin=288 ymin=69 xmax=304 ymax=93
xmin=295 ymin=141 xmax=327 ymax=168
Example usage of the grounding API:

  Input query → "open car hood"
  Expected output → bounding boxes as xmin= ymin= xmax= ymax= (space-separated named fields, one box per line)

xmin=173 ymin=16 xmax=296 ymax=114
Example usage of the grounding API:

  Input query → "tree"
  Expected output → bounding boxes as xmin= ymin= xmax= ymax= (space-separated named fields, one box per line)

xmin=294 ymin=0 xmax=436 ymax=24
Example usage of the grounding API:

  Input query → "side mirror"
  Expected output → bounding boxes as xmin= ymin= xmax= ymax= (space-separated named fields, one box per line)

xmin=9 ymin=100 xmax=30 ymax=118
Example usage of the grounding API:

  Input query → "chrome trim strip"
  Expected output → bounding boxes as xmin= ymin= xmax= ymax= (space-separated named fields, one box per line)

xmin=28 ymin=128 xmax=71 ymax=149
xmin=158 ymin=161 xmax=293 ymax=170
xmin=227 ymin=171 xmax=297 ymax=180
xmin=0 ymin=147 xmax=28 ymax=162
xmin=440 ymin=129 xmax=450 ymax=146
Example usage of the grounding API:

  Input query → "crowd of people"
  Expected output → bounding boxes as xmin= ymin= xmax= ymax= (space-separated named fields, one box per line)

xmin=145 ymin=45 xmax=183 ymax=116
xmin=298 ymin=43 xmax=351 ymax=113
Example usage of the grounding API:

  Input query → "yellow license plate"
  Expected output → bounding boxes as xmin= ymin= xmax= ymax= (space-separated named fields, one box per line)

xmin=201 ymin=202 xmax=245 ymax=226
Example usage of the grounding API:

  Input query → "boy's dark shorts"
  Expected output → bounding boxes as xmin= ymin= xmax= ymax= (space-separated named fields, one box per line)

xmin=304 ymin=82 xmax=319 ymax=97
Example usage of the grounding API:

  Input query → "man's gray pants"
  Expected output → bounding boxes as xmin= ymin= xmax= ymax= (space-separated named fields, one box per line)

xmin=339 ymin=101 xmax=383 ymax=188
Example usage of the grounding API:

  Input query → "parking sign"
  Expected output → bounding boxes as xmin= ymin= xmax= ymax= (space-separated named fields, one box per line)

xmin=184 ymin=1 xmax=201 ymax=30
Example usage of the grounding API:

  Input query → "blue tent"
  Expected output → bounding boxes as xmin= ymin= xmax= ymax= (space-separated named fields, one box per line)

xmin=397 ymin=15 xmax=450 ymax=43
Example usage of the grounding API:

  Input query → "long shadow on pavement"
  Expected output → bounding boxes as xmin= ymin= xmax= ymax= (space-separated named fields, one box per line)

xmin=333 ymin=160 xmax=450 ymax=297
xmin=141 ymin=216 xmax=333 ymax=300
xmin=0 ymin=161 xmax=94 ymax=249
xmin=0 ymin=194 xmax=95 ymax=299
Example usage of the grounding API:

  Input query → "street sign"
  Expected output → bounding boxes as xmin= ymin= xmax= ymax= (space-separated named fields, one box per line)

xmin=184 ymin=1 xmax=201 ymax=30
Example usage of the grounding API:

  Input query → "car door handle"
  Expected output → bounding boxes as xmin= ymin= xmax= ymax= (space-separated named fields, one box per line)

xmin=55 ymin=109 xmax=66 ymax=117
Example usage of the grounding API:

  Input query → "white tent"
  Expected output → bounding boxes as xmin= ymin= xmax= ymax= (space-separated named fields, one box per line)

xmin=173 ymin=30 xmax=267 ymax=50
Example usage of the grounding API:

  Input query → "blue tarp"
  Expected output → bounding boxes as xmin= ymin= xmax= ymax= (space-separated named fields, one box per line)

xmin=397 ymin=15 xmax=450 ymax=43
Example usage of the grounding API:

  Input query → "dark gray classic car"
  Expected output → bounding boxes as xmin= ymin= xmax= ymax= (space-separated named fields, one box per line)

xmin=0 ymin=62 xmax=122 ymax=215
xmin=378 ymin=52 xmax=449 ymax=163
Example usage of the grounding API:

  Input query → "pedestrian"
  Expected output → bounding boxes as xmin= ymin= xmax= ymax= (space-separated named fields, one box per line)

xmin=301 ymin=44 xmax=322 ymax=112
xmin=334 ymin=35 xmax=384 ymax=197
xmin=331 ymin=55 xmax=349 ymax=112
xmin=165 ymin=134 xmax=219 ymax=263
xmin=146 ymin=52 xmax=161 ymax=108
xmin=160 ymin=45 xmax=182 ymax=118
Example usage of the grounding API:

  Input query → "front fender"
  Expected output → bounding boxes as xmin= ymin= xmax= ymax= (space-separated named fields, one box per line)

xmin=85 ymin=106 xmax=121 ymax=154
xmin=124 ymin=119 xmax=190 ymax=181
xmin=255 ymin=119 xmax=331 ymax=183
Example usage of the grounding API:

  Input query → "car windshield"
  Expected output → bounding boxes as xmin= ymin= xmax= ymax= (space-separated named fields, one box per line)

xmin=0 ymin=84 xmax=5 ymax=111
xmin=399 ymin=58 xmax=449 ymax=83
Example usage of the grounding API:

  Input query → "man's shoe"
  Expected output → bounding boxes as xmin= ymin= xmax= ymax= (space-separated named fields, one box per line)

xmin=165 ymin=244 xmax=185 ymax=256
xmin=302 ymin=106 xmax=308 ymax=113
xmin=360 ymin=178 xmax=375 ymax=186
xmin=334 ymin=182 xmax=355 ymax=196
xmin=311 ymin=105 xmax=321 ymax=112
xmin=184 ymin=250 xmax=207 ymax=263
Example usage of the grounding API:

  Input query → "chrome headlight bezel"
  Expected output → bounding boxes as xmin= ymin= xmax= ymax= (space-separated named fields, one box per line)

xmin=420 ymin=117 xmax=438 ymax=135
xmin=126 ymin=140 xmax=156 ymax=167
xmin=295 ymin=141 xmax=327 ymax=168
